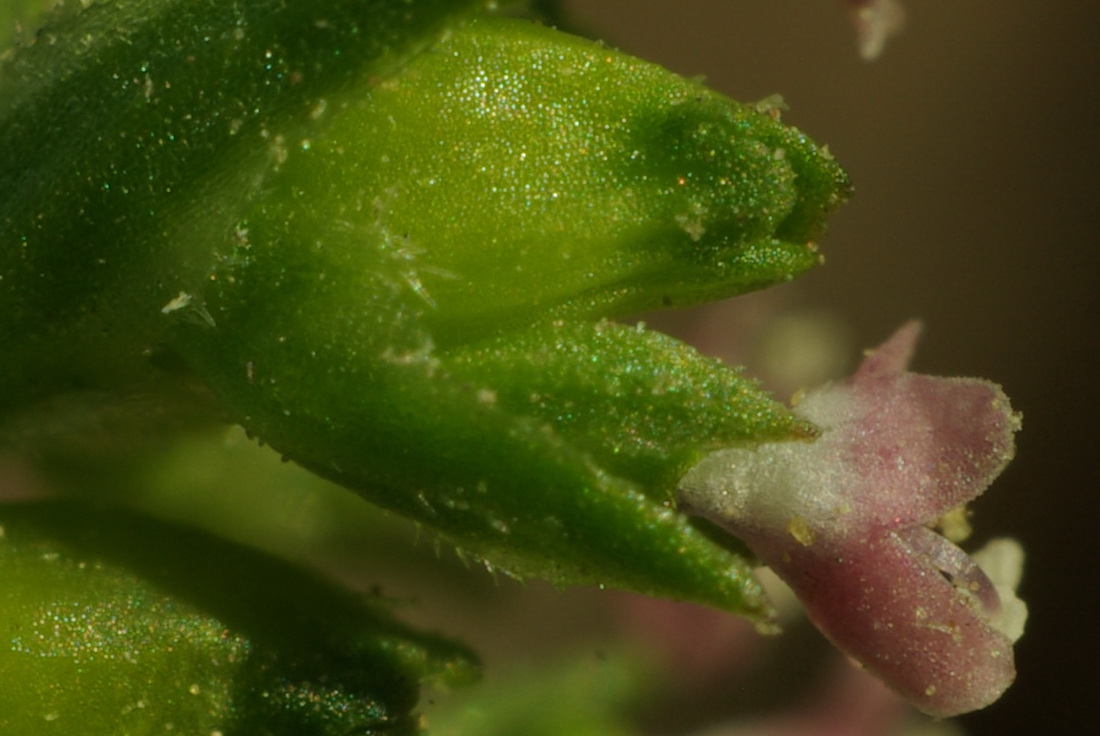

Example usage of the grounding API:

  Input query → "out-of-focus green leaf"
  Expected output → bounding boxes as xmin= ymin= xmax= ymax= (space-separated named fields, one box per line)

xmin=427 ymin=656 xmax=642 ymax=736
xmin=0 ymin=501 xmax=478 ymax=735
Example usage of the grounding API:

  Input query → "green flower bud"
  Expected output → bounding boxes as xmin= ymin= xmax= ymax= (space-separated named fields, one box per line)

xmin=169 ymin=17 xmax=846 ymax=614
xmin=2 ymin=6 xmax=849 ymax=617
xmin=0 ymin=502 xmax=477 ymax=735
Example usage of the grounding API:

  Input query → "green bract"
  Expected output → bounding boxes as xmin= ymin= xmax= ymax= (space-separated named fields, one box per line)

xmin=1 ymin=3 xmax=849 ymax=616
xmin=0 ymin=502 xmax=477 ymax=735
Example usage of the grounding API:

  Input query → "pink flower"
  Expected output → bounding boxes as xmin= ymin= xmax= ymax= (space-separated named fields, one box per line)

xmin=678 ymin=322 xmax=1025 ymax=717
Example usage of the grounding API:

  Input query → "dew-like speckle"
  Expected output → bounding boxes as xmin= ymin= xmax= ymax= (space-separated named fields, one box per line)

xmin=675 ymin=212 xmax=706 ymax=242
xmin=268 ymin=134 xmax=289 ymax=166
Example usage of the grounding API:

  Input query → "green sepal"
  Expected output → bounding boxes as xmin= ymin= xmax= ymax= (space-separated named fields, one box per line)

xmin=175 ymin=316 xmax=776 ymax=616
xmin=226 ymin=16 xmax=847 ymax=348
xmin=445 ymin=319 xmax=818 ymax=492
xmin=0 ymin=501 xmax=478 ymax=735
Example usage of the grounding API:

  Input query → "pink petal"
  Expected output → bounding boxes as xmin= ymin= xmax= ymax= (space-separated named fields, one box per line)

xmin=769 ymin=527 xmax=1015 ymax=718
xmin=678 ymin=324 xmax=1023 ymax=716
xmin=797 ymin=322 xmax=1019 ymax=527
xmin=855 ymin=319 xmax=921 ymax=378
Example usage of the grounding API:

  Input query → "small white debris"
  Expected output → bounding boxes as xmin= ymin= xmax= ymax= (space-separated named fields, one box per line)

xmin=852 ymin=0 xmax=906 ymax=61
xmin=754 ymin=93 xmax=789 ymax=116
xmin=161 ymin=291 xmax=192 ymax=314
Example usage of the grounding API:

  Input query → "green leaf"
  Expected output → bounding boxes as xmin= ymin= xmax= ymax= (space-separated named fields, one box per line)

xmin=0 ymin=501 xmax=477 ymax=735
xmin=446 ymin=320 xmax=817 ymax=492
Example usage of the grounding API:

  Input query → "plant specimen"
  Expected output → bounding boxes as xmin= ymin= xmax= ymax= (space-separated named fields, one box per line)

xmin=0 ymin=1 xmax=1023 ymax=732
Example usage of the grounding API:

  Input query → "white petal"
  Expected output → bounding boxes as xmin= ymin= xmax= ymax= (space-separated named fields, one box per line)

xmin=973 ymin=538 xmax=1028 ymax=643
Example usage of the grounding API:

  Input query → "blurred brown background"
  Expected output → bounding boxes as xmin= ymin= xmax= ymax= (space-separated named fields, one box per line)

xmin=568 ymin=1 xmax=1100 ymax=733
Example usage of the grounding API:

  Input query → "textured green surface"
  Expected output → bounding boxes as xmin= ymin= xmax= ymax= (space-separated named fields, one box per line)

xmin=0 ymin=502 xmax=477 ymax=735
xmin=0 ymin=0 xmax=482 ymax=410
xmin=167 ymin=17 xmax=846 ymax=614
xmin=1 ymin=4 xmax=849 ymax=616
xmin=229 ymin=17 xmax=845 ymax=343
